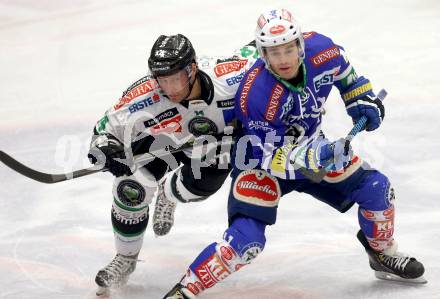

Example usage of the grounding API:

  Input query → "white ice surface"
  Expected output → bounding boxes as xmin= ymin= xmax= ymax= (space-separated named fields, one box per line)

xmin=0 ymin=1 xmax=439 ymax=298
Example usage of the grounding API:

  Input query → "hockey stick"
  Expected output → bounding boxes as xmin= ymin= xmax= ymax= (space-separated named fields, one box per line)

xmin=299 ymin=89 xmax=388 ymax=183
xmin=0 ymin=135 xmax=223 ymax=184
xmin=0 ymin=150 xmax=103 ymax=184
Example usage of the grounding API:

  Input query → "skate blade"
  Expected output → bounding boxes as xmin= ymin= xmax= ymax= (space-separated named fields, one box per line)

xmin=96 ymin=286 xmax=110 ymax=297
xmin=375 ymin=271 xmax=428 ymax=284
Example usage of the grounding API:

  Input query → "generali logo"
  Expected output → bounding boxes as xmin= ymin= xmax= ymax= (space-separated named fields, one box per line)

xmin=310 ymin=45 xmax=340 ymax=67
xmin=114 ymin=80 xmax=159 ymax=110
xmin=239 ymin=67 xmax=261 ymax=115
xmin=265 ymin=83 xmax=284 ymax=121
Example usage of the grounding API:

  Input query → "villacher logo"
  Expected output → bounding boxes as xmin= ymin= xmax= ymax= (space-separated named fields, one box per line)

xmin=233 ymin=170 xmax=281 ymax=207
xmin=237 ymin=181 xmax=277 ymax=197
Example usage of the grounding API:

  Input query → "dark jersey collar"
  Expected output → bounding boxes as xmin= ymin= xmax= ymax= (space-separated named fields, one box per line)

xmin=180 ymin=70 xmax=214 ymax=108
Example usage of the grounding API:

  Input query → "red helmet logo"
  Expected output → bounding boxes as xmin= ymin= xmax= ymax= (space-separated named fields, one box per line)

xmin=269 ymin=25 xmax=286 ymax=35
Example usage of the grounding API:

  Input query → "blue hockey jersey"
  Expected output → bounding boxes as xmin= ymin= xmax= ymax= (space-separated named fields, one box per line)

xmin=234 ymin=31 xmax=362 ymax=180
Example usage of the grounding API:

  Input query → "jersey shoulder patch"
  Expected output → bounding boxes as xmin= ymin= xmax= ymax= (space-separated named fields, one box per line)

xmin=113 ymin=76 xmax=160 ymax=111
xmin=200 ymin=55 xmax=256 ymax=101
xmin=305 ymin=32 xmax=342 ymax=68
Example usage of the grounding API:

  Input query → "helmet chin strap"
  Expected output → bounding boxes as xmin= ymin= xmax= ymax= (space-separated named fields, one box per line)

xmin=181 ymin=66 xmax=198 ymax=102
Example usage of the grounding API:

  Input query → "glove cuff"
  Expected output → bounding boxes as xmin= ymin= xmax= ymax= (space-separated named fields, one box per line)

xmin=90 ymin=133 xmax=121 ymax=148
xmin=341 ymin=76 xmax=375 ymax=105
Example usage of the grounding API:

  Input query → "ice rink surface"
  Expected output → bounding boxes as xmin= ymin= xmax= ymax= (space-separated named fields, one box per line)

xmin=0 ymin=0 xmax=439 ymax=298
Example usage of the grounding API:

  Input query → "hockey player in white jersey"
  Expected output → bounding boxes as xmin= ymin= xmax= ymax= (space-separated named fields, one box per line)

xmin=87 ymin=34 xmax=257 ymax=295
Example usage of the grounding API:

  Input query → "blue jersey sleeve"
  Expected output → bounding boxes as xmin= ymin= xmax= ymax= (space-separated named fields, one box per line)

xmin=305 ymin=32 xmax=376 ymax=112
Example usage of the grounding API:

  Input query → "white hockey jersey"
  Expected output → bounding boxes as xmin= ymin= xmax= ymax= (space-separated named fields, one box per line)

xmin=93 ymin=44 xmax=258 ymax=157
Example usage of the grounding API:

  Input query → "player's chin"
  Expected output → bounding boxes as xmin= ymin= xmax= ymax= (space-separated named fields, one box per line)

xmin=276 ymin=68 xmax=296 ymax=80
xmin=169 ymin=95 xmax=184 ymax=103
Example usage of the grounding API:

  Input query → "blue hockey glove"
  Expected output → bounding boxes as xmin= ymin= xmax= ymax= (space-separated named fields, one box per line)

xmin=342 ymin=77 xmax=385 ymax=131
xmin=304 ymin=137 xmax=353 ymax=172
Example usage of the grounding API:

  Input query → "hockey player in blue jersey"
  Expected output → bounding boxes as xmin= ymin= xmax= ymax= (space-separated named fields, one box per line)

xmin=163 ymin=8 xmax=426 ymax=299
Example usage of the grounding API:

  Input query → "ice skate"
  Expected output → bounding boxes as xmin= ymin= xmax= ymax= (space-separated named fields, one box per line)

xmin=95 ymin=252 xmax=139 ymax=296
xmin=357 ymin=230 xmax=426 ymax=284
xmin=163 ymin=283 xmax=195 ymax=299
xmin=153 ymin=181 xmax=177 ymax=236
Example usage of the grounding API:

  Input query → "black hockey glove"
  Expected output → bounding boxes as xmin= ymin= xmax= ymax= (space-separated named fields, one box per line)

xmin=88 ymin=134 xmax=133 ymax=177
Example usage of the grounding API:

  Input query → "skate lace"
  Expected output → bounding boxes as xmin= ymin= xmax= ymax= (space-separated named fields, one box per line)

xmin=104 ymin=254 xmax=137 ymax=278
xmin=154 ymin=187 xmax=176 ymax=224
xmin=381 ymin=253 xmax=411 ymax=272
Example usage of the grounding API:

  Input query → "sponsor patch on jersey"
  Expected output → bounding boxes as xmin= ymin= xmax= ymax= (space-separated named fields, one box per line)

xmin=114 ymin=79 xmax=159 ymax=110
xmin=214 ymin=59 xmax=248 ymax=77
xmin=95 ymin=115 xmax=109 ymax=134
xmin=310 ymin=45 xmax=340 ymax=67
xmin=151 ymin=115 xmax=182 ymax=134
xmin=217 ymin=99 xmax=235 ymax=109
xmin=312 ymin=67 xmax=339 ymax=92
xmin=240 ymin=44 xmax=259 ymax=59
xmin=226 ymin=72 xmax=245 ymax=86
xmin=265 ymin=83 xmax=284 ymax=121
xmin=233 ymin=170 xmax=281 ymax=207
xmin=144 ymin=107 xmax=179 ymax=127
xmin=248 ymin=120 xmax=274 ymax=132
xmin=239 ymin=67 xmax=262 ymax=116
xmin=188 ymin=117 xmax=218 ymax=136
xmin=128 ymin=93 xmax=160 ymax=113
xmin=144 ymin=107 xmax=183 ymax=134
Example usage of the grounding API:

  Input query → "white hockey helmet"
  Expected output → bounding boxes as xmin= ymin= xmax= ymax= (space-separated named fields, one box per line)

xmin=255 ymin=9 xmax=305 ymax=61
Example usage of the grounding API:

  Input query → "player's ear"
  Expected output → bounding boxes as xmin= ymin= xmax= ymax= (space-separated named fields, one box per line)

xmin=191 ymin=62 xmax=198 ymax=80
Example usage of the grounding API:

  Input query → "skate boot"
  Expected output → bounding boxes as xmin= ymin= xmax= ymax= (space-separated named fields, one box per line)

xmin=357 ymin=230 xmax=426 ymax=284
xmin=153 ymin=181 xmax=177 ymax=236
xmin=163 ymin=282 xmax=196 ymax=299
xmin=95 ymin=252 xmax=139 ymax=296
